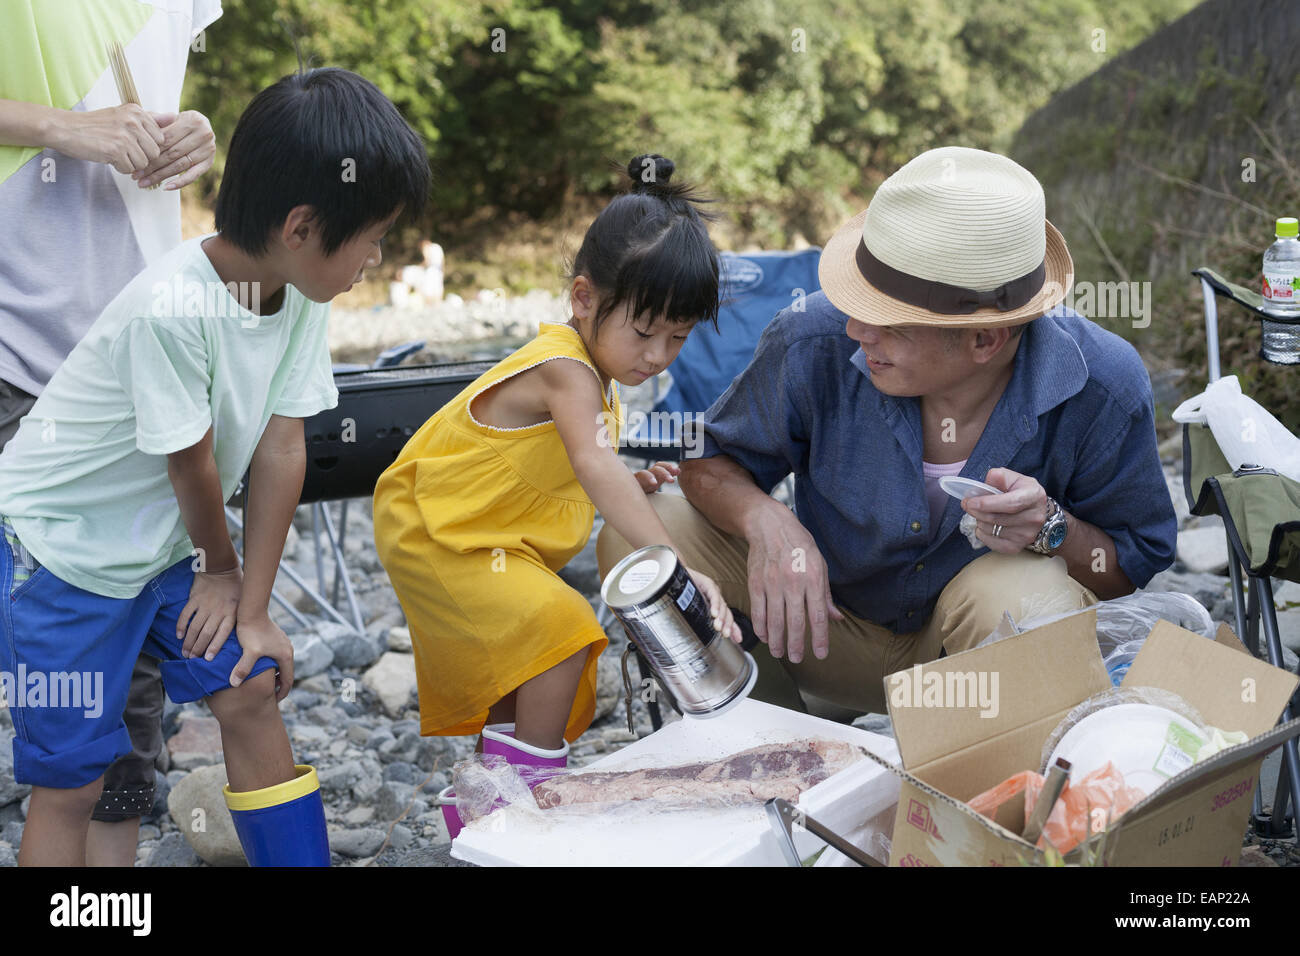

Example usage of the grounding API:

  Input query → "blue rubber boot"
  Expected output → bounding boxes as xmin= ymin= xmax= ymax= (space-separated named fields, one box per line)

xmin=224 ymin=765 xmax=331 ymax=867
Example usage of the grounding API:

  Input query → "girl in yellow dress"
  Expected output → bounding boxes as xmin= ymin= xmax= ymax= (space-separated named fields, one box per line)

xmin=373 ymin=154 xmax=740 ymax=775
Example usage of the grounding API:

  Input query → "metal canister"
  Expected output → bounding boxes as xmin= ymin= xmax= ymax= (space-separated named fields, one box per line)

xmin=601 ymin=545 xmax=757 ymax=719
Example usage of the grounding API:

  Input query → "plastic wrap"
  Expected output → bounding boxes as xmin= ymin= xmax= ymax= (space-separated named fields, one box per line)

xmin=958 ymin=513 xmax=984 ymax=550
xmin=450 ymin=738 xmax=869 ymax=827
xmin=451 ymin=754 xmax=566 ymax=825
xmin=1039 ymin=685 xmax=1206 ymax=775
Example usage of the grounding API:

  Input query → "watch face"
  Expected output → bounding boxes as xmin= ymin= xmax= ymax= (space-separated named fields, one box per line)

xmin=1047 ymin=523 xmax=1067 ymax=550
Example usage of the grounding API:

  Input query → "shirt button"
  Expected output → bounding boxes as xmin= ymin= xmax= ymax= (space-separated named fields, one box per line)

xmin=910 ymin=520 xmax=922 ymax=532
xmin=906 ymin=610 xmax=915 ymax=618
xmin=914 ymin=562 xmax=924 ymax=572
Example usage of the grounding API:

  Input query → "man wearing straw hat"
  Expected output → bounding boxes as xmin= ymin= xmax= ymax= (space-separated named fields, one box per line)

xmin=597 ymin=146 xmax=1177 ymax=717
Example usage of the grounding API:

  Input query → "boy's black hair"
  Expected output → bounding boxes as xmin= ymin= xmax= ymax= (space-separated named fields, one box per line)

xmin=214 ymin=67 xmax=431 ymax=256
xmin=570 ymin=154 xmax=720 ymax=338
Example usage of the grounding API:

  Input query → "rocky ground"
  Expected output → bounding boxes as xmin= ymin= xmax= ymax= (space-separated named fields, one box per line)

xmin=1 ymin=319 xmax=1296 ymax=867
xmin=326 ymin=292 xmax=565 ymax=366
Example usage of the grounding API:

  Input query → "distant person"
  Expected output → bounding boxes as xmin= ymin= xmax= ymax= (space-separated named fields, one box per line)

xmin=372 ymin=155 xmax=741 ymax=831
xmin=0 ymin=0 xmax=219 ymax=866
xmin=597 ymin=147 xmax=1177 ymax=718
xmin=0 ymin=67 xmax=430 ymax=866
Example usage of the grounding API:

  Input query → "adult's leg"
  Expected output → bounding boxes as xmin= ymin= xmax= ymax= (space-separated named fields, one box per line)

xmin=87 ymin=654 xmax=165 ymax=866
xmin=0 ymin=377 xmax=36 ymax=449
xmin=906 ymin=551 xmax=1099 ymax=667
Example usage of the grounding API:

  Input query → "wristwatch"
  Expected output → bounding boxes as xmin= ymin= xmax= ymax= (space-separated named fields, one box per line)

xmin=1027 ymin=497 xmax=1068 ymax=554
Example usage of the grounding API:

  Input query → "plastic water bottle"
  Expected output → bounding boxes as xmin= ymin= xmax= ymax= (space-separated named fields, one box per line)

xmin=1262 ymin=217 xmax=1300 ymax=363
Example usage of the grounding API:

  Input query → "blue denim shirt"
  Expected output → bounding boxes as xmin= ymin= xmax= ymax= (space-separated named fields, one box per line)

xmin=697 ymin=291 xmax=1177 ymax=634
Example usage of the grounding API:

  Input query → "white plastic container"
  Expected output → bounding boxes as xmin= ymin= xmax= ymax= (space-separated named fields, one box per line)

xmin=449 ymin=698 xmax=901 ymax=866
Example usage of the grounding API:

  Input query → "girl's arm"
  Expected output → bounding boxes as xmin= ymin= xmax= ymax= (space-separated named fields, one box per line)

xmin=542 ymin=359 xmax=741 ymax=641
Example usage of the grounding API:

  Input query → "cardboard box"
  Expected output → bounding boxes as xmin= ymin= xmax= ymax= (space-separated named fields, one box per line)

xmin=866 ymin=609 xmax=1300 ymax=866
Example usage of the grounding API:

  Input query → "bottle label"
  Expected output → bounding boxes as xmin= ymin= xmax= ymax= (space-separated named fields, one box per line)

xmin=1263 ymin=269 xmax=1300 ymax=303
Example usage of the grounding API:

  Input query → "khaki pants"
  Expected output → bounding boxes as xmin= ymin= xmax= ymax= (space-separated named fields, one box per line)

xmin=596 ymin=493 xmax=1097 ymax=719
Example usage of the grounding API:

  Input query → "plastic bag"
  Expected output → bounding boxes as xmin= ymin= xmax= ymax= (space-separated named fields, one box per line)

xmin=1196 ymin=727 xmax=1250 ymax=761
xmin=1039 ymin=685 xmax=1206 ymax=775
xmin=967 ymin=770 xmax=1037 ymax=819
xmin=1091 ymin=592 xmax=1216 ymax=654
xmin=1103 ymin=640 xmax=1143 ymax=685
xmin=968 ymin=762 xmax=1147 ymax=855
xmin=976 ymin=591 xmax=1216 ymax=687
xmin=1172 ymin=374 xmax=1300 ymax=482
xmin=1026 ymin=761 xmax=1146 ymax=854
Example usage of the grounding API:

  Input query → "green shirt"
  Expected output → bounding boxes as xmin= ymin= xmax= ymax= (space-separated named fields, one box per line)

xmin=0 ymin=235 xmax=338 ymax=598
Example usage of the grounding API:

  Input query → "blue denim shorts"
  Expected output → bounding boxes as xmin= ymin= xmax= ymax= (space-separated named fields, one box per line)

xmin=1 ymin=519 xmax=278 ymax=789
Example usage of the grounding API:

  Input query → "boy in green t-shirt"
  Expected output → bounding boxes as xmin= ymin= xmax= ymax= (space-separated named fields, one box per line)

xmin=0 ymin=67 xmax=430 ymax=866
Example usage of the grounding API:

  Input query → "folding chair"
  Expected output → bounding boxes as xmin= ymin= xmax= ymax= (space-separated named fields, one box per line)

xmin=1181 ymin=266 xmax=1300 ymax=841
xmin=613 ymin=249 xmax=822 ymax=729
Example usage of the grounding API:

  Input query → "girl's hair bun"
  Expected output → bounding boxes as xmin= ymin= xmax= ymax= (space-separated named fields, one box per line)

xmin=627 ymin=154 xmax=675 ymax=194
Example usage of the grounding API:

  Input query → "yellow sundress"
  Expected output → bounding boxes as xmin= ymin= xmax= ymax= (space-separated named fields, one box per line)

xmin=372 ymin=321 xmax=623 ymax=742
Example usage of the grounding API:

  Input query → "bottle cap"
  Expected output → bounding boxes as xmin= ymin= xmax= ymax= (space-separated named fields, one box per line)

xmin=1276 ymin=217 xmax=1298 ymax=238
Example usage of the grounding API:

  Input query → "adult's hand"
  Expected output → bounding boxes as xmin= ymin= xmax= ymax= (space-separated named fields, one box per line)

xmin=963 ymin=467 xmax=1050 ymax=553
xmin=47 ymin=103 xmax=165 ymax=174
xmin=744 ymin=509 xmax=843 ymax=664
xmin=133 ymin=110 xmax=215 ymax=189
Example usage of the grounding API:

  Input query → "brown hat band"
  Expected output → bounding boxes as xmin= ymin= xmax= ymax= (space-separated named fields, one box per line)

xmin=855 ymin=239 xmax=1046 ymax=315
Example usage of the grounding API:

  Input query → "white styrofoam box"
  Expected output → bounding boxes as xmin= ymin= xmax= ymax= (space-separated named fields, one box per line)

xmin=450 ymin=698 xmax=901 ymax=866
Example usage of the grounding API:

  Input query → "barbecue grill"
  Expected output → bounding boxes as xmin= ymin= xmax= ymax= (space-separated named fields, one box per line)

xmin=229 ymin=358 xmax=496 ymax=633
xmin=299 ymin=361 xmax=497 ymax=503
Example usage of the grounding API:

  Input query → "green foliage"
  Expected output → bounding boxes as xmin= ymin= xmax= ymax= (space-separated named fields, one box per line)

xmin=183 ymin=0 xmax=1197 ymax=267
xmin=1011 ymin=7 xmax=1300 ymax=432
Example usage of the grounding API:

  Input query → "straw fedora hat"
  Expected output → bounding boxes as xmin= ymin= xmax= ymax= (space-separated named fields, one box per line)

xmin=819 ymin=146 xmax=1073 ymax=328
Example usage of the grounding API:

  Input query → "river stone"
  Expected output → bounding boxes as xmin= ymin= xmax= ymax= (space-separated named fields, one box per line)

xmin=1176 ymin=527 xmax=1230 ymax=574
xmin=166 ymin=765 xmax=246 ymax=867
xmin=362 ymin=652 xmax=418 ymax=717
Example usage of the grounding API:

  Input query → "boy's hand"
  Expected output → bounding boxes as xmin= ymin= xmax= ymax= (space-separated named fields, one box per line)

xmin=683 ymin=565 xmax=742 ymax=643
xmin=634 ymin=461 xmax=680 ymax=494
xmin=178 ymin=566 xmax=242 ymax=661
xmin=229 ymin=611 xmax=294 ymax=701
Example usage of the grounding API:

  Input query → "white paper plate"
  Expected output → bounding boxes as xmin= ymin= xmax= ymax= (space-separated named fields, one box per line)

xmin=1047 ymin=703 xmax=1207 ymax=797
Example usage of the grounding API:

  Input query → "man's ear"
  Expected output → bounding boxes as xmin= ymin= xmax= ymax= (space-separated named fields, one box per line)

xmin=971 ymin=326 xmax=1013 ymax=364
xmin=280 ymin=205 xmax=317 ymax=251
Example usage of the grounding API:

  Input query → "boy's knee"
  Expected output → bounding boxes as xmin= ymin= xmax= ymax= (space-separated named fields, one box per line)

xmin=34 ymin=777 xmax=105 ymax=816
xmin=207 ymin=668 xmax=279 ymax=728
